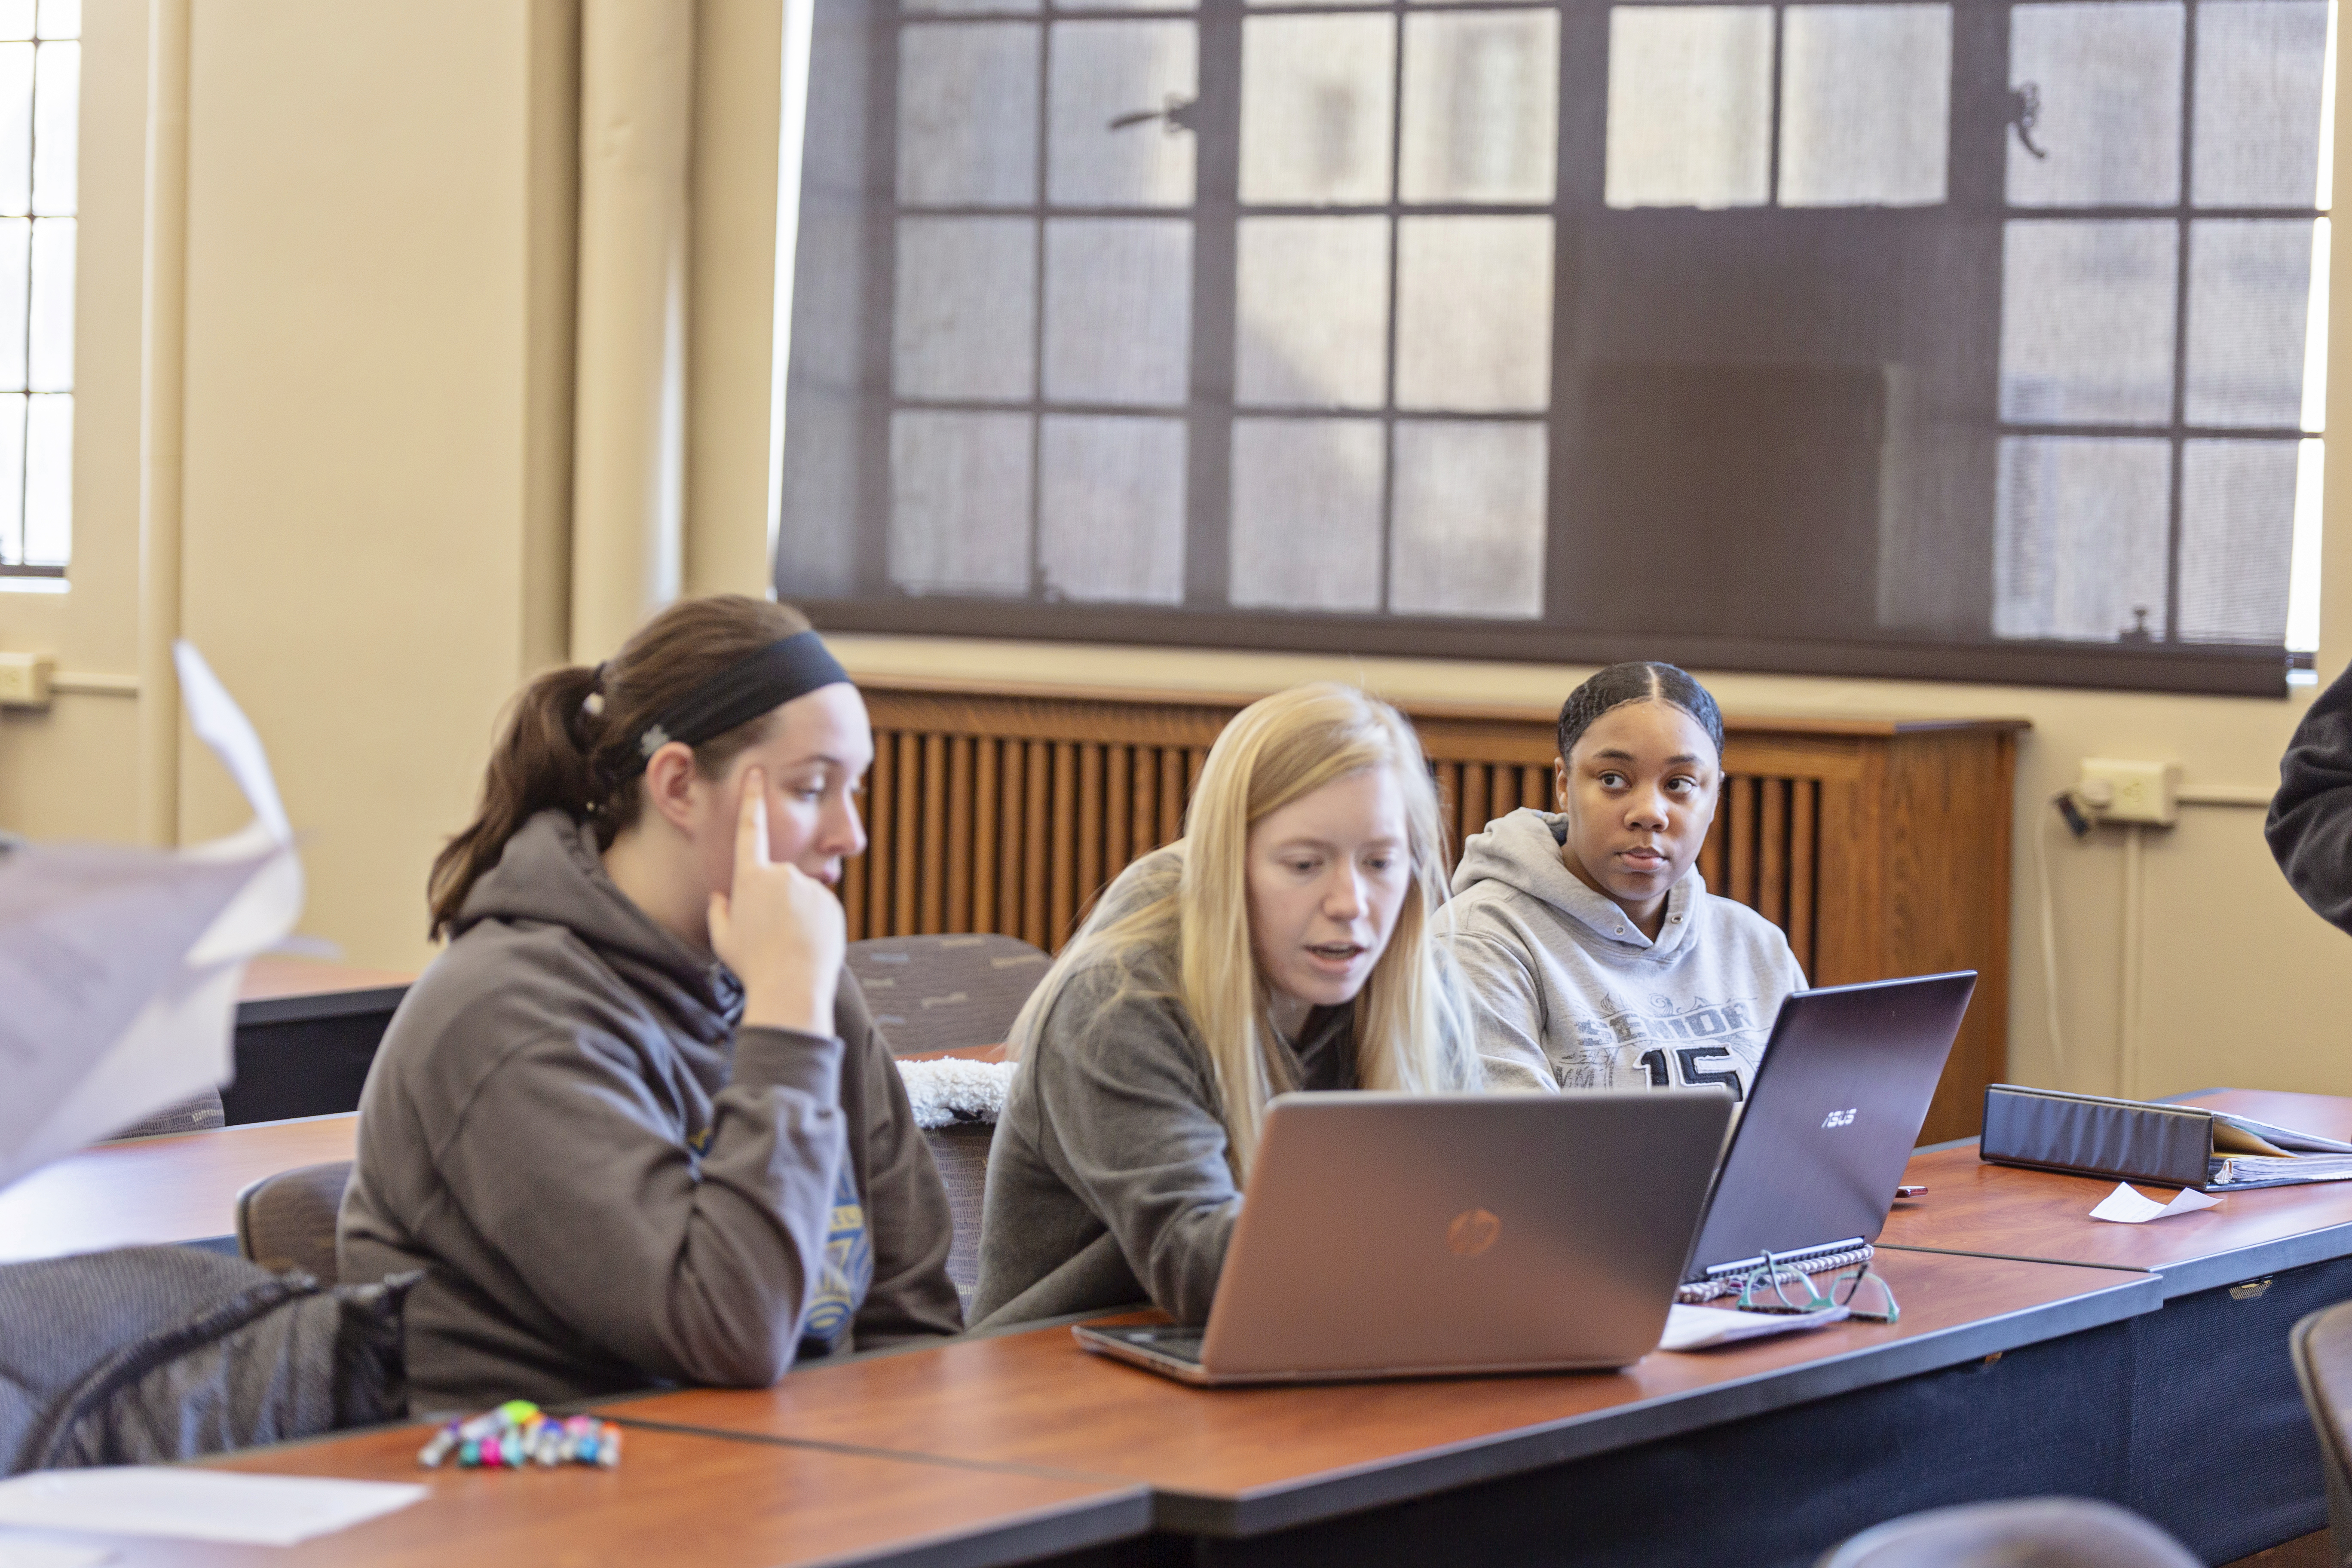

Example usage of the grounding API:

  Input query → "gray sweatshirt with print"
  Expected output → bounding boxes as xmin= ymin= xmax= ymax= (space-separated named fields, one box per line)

xmin=337 ymin=809 xmax=962 ymax=1412
xmin=969 ymin=847 xmax=1355 ymax=1330
xmin=1444 ymin=808 xmax=1806 ymax=1099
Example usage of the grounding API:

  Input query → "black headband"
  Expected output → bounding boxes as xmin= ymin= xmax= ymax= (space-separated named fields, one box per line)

xmin=625 ymin=631 xmax=850 ymax=774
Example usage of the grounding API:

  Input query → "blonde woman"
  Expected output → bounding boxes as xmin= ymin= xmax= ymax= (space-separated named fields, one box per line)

xmin=971 ymin=683 xmax=1483 ymax=1329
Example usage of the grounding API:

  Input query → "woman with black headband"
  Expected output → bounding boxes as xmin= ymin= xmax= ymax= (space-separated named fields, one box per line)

xmin=339 ymin=595 xmax=960 ymax=1411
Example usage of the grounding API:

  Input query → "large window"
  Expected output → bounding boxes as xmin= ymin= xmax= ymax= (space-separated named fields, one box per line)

xmin=0 ymin=0 xmax=73 ymax=589
xmin=775 ymin=0 xmax=2334 ymax=693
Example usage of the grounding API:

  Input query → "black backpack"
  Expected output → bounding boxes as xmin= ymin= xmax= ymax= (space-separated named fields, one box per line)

xmin=0 ymin=1244 xmax=413 ymax=1474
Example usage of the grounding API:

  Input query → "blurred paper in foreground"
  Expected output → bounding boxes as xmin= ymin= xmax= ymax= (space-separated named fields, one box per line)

xmin=0 ymin=643 xmax=303 ymax=1191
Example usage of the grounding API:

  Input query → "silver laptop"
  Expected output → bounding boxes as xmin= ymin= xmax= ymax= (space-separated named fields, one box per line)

xmin=1678 ymin=971 xmax=1977 ymax=1298
xmin=1073 ymin=1090 xmax=1735 ymax=1385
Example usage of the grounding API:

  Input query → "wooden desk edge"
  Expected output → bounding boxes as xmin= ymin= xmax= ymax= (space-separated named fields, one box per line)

xmin=235 ymin=983 xmax=411 ymax=1028
xmin=1149 ymin=1267 xmax=2161 ymax=1537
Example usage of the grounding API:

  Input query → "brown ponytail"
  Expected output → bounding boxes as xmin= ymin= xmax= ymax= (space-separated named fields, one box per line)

xmin=427 ymin=595 xmax=818 ymax=938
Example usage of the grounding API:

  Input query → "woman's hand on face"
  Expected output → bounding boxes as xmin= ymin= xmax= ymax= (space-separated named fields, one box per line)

xmin=709 ymin=766 xmax=846 ymax=1036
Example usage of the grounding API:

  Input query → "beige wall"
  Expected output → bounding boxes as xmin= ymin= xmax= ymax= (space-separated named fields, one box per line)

xmin=0 ymin=0 xmax=2347 ymax=1110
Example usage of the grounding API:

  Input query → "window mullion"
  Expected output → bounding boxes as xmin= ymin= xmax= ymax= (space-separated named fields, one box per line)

xmin=1184 ymin=0 xmax=1243 ymax=609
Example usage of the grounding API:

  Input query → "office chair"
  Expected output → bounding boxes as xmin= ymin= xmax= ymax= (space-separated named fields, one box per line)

xmin=1816 ymin=1498 xmax=2201 ymax=1568
xmin=234 ymin=1160 xmax=354 ymax=1283
xmin=2294 ymin=1298 xmax=2352 ymax=1568
xmin=104 ymin=1088 xmax=227 ymax=1140
xmin=846 ymin=934 xmax=1050 ymax=1056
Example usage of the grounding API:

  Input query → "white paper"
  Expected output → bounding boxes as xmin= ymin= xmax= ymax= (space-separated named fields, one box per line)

xmin=0 ymin=1540 xmax=113 ymax=1568
xmin=0 ymin=1470 xmax=423 ymax=1547
xmin=2089 ymin=1182 xmax=2222 ymax=1223
xmin=1657 ymin=1302 xmax=1852 ymax=1351
xmin=0 ymin=643 xmax=304 ymax=1191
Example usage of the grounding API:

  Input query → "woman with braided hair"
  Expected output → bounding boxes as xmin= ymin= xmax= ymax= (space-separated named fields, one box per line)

xmin=1444 ymin=662 xmax=1805 ymax=1097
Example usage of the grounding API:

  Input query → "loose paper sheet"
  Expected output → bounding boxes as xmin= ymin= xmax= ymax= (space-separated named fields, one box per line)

xmin=0 ymin=643 xmax=304 ymax=1191
xmin=0 ymin=1540 xmax=113 ymax=1568
xmin=0 ymin=1470 xmax=423 ymax=1547
xmin=2089 ymin=1182 xmax=2221 ymax=1224
xmin=1657 ymin=1302 xmax=1851 ymax=1352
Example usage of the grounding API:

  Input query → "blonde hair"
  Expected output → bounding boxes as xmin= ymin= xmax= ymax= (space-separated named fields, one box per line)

xmin=1007 ymin=683 xmax=1480 ymax=1182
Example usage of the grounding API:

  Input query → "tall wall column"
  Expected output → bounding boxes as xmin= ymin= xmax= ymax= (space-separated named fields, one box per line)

xmin=570 ymin=0 xmax=695 ymax=662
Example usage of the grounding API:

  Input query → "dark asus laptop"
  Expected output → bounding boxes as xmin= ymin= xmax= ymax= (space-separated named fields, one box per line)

xmin=1677 ymin=971 xmax=1977 ymax=1298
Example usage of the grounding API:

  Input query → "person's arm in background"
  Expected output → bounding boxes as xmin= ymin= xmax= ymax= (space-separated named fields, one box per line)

xmin=2269 ymin=660 xmax=2352 ymax=931
xmin=1443 ymin=928 xmax=1562 ymax=1093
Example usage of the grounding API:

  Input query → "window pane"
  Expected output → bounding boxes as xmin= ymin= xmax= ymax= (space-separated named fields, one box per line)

xmin=1048 ymin=20 xmax=1197 ymax=208
xmin=2006 ymin=3 xmax=2183 ymax=207
xmin=1042 ymin=218 xmax=1191 ymax=406
xmin=2193 ymin=0 xmax=2329 ymax=208
xmin=2185 ymin=218 xmax=2314 ymax=427
xmin=26 ymin=214 xmax=67 ymax=394
xmin=1229 ymin=417 xmax=1382 ymax=610
xmin=1235 ymin=215 xmax=1388 ymax=409
xmin=1779 ymin=5 xmax=1951 ymax=208
xmin=897 ymin=24 xmax=1039 ymax=208
xmin=893 ymin=217 xmax=1035 ymax=402
xmin=2000 ymin=218 xmax=2176 ymax=423
xmin=1994 ymin=435 xmax=2170 ymax=639
xmin=34 ymin=0 xmax=74 ymax=39
xmin=20 ymin=386 xmax=58 ymax=564
xmin=1239 ymin=15 xmax=1396 ymax=206
xmin=0 ymin=4 xmax=27 ymax=43
xmin=1396 ymin=216 xmax=1553 ymax=412
xmin=1038 ymin=415 xmax=1185 ymax=604
xmin=1605 ymin=6 xmax=1773 ymax=210
xmin=0 ymin=44 xmax=31 ymax=218
xmin=1399 ymin=10 xmax=1559 ymax=205
xmin=0 ymin=215 xmax=27 ymax=390
xmin=2179 ymin=438 xmax=2297 ymax=639
xmin=29 ymin=37 xmax=69 ymax=216
xmin=889 ymin=410 xmax=1034 ymax=594
xmin=1389 ymin=421 xmax=1545 ymax=618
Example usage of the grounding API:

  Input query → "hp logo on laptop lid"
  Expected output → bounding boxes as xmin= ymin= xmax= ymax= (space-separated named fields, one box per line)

xmin=1447 ymin=1208 xmax=1501 ymax=1257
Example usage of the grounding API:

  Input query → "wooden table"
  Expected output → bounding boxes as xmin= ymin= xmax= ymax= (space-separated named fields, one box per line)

xmin=1885 ymin=1089 xmax=2352 ymax=1295
xmin=0 ymin=1114 xmax=356 ymax=1264
xmin=0 ymin=1421 xmax=1148 ymax=1568
xmin=229 ymin=960 xmax=413 ymax=1124
xmin=601 ymin=1250 xmax=2158 ymax=1540
xmin=1878 ymin=1087 xmax=2352 ymax=1562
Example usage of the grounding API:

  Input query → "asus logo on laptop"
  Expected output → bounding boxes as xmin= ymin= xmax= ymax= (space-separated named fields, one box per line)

xmin=1821 ymin=1109 xmax=1858 ymax=1129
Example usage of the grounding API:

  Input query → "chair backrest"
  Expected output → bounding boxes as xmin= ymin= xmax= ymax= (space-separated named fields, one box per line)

xmin=103 ymin=1088 xmax=226 ymax=1141
xmin=1816 ymin=1498 xmax=2202 ymax=1568
xmin=2294 ymin=1299 xmax=2352 ymax=1568
xmin=925 ymin=1123 xmax=995 ymax=1310
xmin=847 ymin=934 xmax=1051 ymax=1056
xmin=234 ymin=1161 xmax=355 ymax=1284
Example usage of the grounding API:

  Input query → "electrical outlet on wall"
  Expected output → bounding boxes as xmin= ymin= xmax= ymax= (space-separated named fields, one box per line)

xmin=0 ymin=651 xmax=54 ymax=708
xmin=2077 ymin=758 xmax=2179 ymax=826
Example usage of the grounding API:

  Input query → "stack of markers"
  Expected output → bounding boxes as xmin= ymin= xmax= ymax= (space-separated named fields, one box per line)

xmin=416 ymin=1401 xmax=624 ymax=1470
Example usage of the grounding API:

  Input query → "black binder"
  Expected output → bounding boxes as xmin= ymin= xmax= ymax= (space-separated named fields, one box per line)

xmin=1979 ymin=1084 xmax=2352 ymax=1191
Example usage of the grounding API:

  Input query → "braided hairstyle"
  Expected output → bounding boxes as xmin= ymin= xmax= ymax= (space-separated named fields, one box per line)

xmin=1554 ymin=662 xmax=1724 ymax=766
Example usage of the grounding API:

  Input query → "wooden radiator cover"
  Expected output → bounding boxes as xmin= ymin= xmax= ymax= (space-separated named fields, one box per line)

xmin=847 ymin=677 xmax=2024 ymax=1143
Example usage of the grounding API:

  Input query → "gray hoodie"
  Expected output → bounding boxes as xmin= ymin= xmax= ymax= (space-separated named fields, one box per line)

xmin=970 ymin=847 xmax=1356 ymax=1330
xmin=337 ymin=810 xmax=961 ymax=1412
xmin=1445 ymin=808 xmax=1806 ymax=1098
